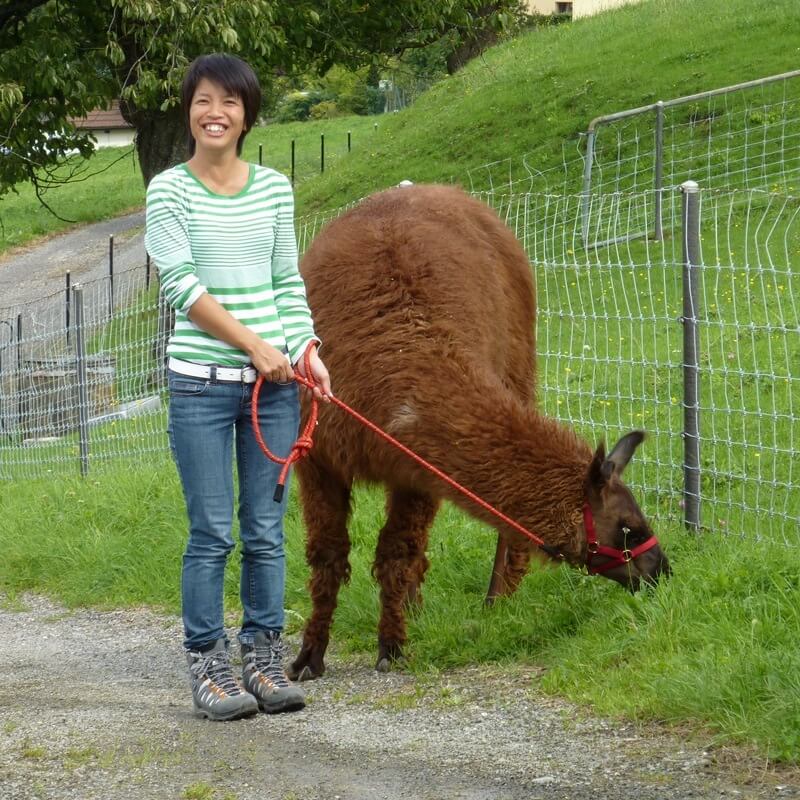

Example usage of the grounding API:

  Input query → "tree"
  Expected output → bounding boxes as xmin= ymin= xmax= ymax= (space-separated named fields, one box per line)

xmin=0 ymin=0 xmax=520 ymax=196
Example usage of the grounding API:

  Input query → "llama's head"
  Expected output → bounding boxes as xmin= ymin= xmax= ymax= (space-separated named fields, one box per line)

xmin=582 ymin=431 xmax=670 ymax=591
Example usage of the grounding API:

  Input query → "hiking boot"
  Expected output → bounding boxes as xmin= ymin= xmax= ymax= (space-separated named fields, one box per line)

xmin=186 ymin=639 xmax=259 ymax=721
xmin=241 ymin=630 xmax=306 ymax=714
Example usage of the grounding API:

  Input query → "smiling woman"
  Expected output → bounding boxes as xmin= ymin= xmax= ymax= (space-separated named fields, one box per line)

xmin=181 ymin=56 xmax=258 ymax=160
xmin=144 ymin=53 xmax=331 ymax=725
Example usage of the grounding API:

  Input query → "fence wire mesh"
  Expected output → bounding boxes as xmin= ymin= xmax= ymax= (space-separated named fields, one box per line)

xmin=488 ymin=187 xmax=798 ymax=541
xmin=1 ymin=185 xmax=797 ymax=544
xmin=467 ymin=71 xmax=800 ymax=210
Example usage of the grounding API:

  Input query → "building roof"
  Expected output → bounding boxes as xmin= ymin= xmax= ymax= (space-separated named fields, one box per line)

xmin=70 ymin=101 xmax=133 ymax=131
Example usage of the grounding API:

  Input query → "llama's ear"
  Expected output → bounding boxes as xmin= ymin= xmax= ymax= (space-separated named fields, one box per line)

xmin=606 ymin=430 xmax=645 ymax=477
xmin=586 ymin=441 xmax=613 ymax=492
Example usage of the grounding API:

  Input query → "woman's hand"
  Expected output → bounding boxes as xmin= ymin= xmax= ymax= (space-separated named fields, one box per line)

xmin=294 ymin=346 xmax=333 ymax=402
xmin=248 ymin=340 xmax=294 ymax=383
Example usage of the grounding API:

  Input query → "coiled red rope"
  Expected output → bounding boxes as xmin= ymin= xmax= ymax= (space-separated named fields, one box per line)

xmin=250 ymin=346 xmax=319 ymax=504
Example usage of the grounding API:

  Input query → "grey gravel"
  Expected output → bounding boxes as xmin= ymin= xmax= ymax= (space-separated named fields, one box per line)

xmin=2 ymin=594 xmax=798 ymax=800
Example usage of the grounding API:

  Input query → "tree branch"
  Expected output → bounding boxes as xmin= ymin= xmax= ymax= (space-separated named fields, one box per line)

xmin=0 ymin=0 xmax=50 ymax=35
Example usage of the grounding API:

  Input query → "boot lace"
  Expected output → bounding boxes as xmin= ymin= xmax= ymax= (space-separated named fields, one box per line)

xmin=250 ymin=635 xmax=290 ymax=688
xmin=191 ymin=650 xmax=244 ymax=696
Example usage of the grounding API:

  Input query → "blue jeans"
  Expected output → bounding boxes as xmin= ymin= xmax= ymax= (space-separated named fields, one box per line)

xmin=167 ymin=371 xmax=300 ymax=651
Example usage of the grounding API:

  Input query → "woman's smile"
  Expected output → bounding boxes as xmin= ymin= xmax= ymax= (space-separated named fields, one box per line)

xmin=189 ymin=78 xmax=245 ymax=153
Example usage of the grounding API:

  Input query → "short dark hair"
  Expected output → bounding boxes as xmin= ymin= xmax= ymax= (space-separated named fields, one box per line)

xmin=181 ymin=53 xmax=261 ymax=156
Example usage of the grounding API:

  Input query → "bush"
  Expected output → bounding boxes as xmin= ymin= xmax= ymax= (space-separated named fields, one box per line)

xmin=309 ymin=101 xmax=341 ymax=120
xmin=274 ymin=90 xmax=329 ymax=123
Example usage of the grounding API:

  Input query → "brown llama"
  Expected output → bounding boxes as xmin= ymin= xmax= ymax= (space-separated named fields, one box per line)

xmin=289 ymin=184 xmax=670 ymax=679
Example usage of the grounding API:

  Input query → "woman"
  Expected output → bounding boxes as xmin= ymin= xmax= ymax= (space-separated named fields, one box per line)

xmin=145 ymin=53 xmax=331 ymax=721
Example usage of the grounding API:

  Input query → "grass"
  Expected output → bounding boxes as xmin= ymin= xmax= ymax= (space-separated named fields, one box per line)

xmin=3 ymin=461 xmax=800 ymax=762
xmin=0 ymin=147 xmax=144 ymax=253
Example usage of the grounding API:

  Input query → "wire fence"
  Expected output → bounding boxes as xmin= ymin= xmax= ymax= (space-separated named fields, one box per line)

xmin=466 ymin=69 xmax=800 ymax=207
xmin=1 ymin=68 xmax=798 ymax=544
xmin=1 ymin=183 xmax=797 ymax=544
xmin=486 ymin=186 xmax=798 ymax=543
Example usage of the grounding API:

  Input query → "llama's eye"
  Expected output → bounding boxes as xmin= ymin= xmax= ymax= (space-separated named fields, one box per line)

xmin=621 ymin=526 xmax=647 ymax=545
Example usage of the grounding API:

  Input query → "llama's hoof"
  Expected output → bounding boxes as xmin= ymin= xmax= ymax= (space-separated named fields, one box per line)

xmin=294 ymin=665 xmax=318 ymax=682
xmin=375 ymin=653 xmax=408 ymax=673
xmin=288 ymin=655 xmax=325 ymax=682
xmin=484 ymin=595 xmax=497 ymax=607
xmin=375 ymin=639 xmax=406 ymax=672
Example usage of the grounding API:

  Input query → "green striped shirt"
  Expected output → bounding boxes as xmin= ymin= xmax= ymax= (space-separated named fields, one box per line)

xmin=145 ymin=162 xmax=318 ymax=366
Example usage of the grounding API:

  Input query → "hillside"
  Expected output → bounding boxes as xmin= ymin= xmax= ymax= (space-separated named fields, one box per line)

xmin=292 ymin=0 xmax=800 ymax=213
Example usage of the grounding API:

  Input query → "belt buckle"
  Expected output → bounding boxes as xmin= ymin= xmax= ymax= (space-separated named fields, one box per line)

xmin=242 ymin=366 xmax=257 ymax=383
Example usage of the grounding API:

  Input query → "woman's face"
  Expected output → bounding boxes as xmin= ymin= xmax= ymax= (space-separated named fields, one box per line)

xmin=189 ymin=77 xmax=246 ymax=156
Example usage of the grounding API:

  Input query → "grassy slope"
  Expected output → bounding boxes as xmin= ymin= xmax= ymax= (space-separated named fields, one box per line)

xmin=2 ymin=0 xmax=800 ymax=765
xmin=4 ymin=0 xmax=799 ymax=250
xmin=295 ymin=0 xmax=800 ymax=211
xmin=0 ymin=148 xmax=144 ymax=252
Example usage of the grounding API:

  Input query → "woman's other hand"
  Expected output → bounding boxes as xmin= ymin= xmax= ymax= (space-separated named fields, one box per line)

xmin=294 ymin=347 xmax=332 ymax=402
xmin=248 ymin=340 xmax=294 ymax=383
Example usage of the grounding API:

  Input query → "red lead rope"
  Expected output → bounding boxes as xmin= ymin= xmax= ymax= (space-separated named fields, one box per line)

xmin=252 ymin=344 xmax=660 ymax=570
xmin=251 ymin=345 xmax=553 ymax=550
xmin=250 ymin=347 xmax=319 ymax=504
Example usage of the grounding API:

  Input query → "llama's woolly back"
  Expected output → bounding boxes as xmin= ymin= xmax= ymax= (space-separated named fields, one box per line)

xmin=300 ymin=184 xmax=537 ymax=450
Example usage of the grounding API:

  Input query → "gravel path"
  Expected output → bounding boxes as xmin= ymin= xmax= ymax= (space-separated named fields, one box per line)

xmin=2 ymin=594 xmax=798 ymax=800
xmin=0 ymin=211 xmax=145 ymax=312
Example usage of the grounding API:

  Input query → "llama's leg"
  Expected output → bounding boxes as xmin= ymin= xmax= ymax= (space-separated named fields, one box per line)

xmin=485 ymin=537 xmax=532 ymax=605
xmin=500 ymin=541 xmax=532 ymax=596
xmin=373 ymin=489 xmax=438 ymax=672
xmin=288 ymin=458 xmax=352 ymax=682
xmin=485 ymin=536 xmax=509 ymax=605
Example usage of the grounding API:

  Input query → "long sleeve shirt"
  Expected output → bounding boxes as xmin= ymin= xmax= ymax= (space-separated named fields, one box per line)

xmin=145 ymin=162 xmax=317 ymax=366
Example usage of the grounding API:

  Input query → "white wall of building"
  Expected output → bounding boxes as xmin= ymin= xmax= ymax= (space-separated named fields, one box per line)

xmin=527 ymin=0 xmax=642 ymax=18
xmin=87 ymin=129 xmax=136 ymax=149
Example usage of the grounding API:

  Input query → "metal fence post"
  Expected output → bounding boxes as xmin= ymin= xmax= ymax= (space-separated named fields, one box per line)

xmin=65 ymin=271 xmax=71 ymax=345
xmin=108 ymin=235 xmax=115 ymax=317
xmin=654 ymin=101 xmax=664 ymax=241
xmin=15 ymin=313 xmax=21 ymax=406
xmin=320 ymin=133 xmax=325 ymax=174
xmin=73 ymin=286 xmax=90 ymax=477
xmin=0 ymin=318 xmax=14 ymax=436
xmin=291 ymin=139 xmax=295 ymax=186
xmin=581 ymin=128 xmax=596 ymax=249
xmin=680 ymin=180 xmax=701 ymax=530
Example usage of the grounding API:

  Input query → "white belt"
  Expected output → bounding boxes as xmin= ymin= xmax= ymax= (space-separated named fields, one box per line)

xmin=168 ymin=357 xmax=258 ymax=384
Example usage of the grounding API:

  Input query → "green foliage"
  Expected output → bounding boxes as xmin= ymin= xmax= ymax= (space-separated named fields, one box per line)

xmin=317 ymin=66 xmax=377 ymax=117
xmin=274 ymin=91 xmax=330 ymax=123
xmin=309 ymin=101 xmax=341 ymax=121
xmin=0 ymin=0 xmax=520 ymax=193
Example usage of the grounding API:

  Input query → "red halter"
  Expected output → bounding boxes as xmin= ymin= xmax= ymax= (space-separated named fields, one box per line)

xmin=583 ymin=503 xmax=660 ymax=574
